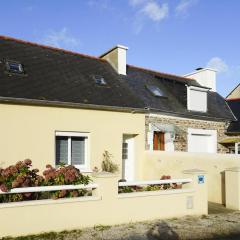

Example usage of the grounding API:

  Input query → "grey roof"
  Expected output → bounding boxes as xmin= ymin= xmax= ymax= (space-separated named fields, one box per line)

xmin=227 ymin=100 xmax=240 ymax=133
xmin=0 ymin=36 xmax=143 ymax=111
xmin=121 ymin=65 xmax=235 ymax=121
xmin=0 ymin=36 xmax=235 ymax=121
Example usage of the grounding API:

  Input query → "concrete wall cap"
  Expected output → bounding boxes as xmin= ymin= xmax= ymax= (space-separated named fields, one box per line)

xmin=92 ymin=172 xmax=120 ymax=178
xmin=225 ymin=167 xmax=240 ymax=172
xmin=182 ymin=169 xmax=207 ymax=174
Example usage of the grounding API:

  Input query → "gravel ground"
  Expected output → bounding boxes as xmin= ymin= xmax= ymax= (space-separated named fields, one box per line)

xmin=2 ymin=212 xmax=240 ymax=240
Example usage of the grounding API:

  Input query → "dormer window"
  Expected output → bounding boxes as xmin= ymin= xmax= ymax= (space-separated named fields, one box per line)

xmin=93 ymin=75 xmax=107 ymax=86
xmin=187 ymin=86 xmax=208 ymax=112
xmin=146 ymin=85 xmax=166 ymax=98
xmin=5 ymin=60 xmax=24 ymax=74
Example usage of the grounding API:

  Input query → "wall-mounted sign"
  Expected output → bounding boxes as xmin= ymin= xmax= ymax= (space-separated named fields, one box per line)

xmin=198 ymin=175 xmax=204 ymax=184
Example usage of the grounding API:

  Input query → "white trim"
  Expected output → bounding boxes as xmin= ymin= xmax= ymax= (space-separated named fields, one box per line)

xmin=56 ymin=131 xmax=90 ymax=137
xmin=55 ymin=131 xmax=90 ymax=171
xmin=118 ymin=189 xmax=195 ymax=198
xmin=119 ymin=178 xmax=192 ymax=187
xmin=188 ymin=85 xmax=209 ymax=92
xmin=0 ymin=183 xmax=98 ymax=195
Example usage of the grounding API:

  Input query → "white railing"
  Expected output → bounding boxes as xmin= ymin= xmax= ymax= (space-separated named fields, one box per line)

xmin=0 ymin=183 xmax=98 ymax=195
xmin=118 ymin=178 xmax=192 ymax=187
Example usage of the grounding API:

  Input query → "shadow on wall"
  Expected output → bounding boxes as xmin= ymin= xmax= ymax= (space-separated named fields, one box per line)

xmin=221 ymin=171 xmax=226 ymax=206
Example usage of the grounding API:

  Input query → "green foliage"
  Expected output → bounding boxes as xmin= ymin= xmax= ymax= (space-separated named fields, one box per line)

xmin=101 ymin=151 xmax=119 ymax=173
xmin=118 ymin=186 xmax=135 ymax=193
xmin=94 ymin=225 xmax=111 ymax=231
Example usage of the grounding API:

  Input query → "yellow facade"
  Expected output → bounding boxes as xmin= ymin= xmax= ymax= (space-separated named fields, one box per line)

xmin=0 ymin=103 xmax=145 ymax=178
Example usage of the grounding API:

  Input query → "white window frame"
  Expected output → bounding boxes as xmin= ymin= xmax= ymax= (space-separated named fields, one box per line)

xmin=187 ymin=128 xmax=217 ymax=153
xmin=55 ymin=131 xmax=90 ymax=172
xmin=187 ymin=86 xmax=208 ymax=112
xmin=147 ymin=123 xmax=175 ymax=152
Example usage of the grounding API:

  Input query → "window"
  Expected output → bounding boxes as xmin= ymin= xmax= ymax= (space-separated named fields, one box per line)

xmin=146 ymin=85 xmax=166 ymax=97
xmin=153 ymin=131 xmax=165 ymax=150
xmin=187 ymin=86 xmax=208 ymax=112
xmin=93 ymin=75 xmax=107 ymax=85
xmin=55 ymin=132 xmax=89 ymax=170
xmin=5 ymin=60 xmax=24 ymax=74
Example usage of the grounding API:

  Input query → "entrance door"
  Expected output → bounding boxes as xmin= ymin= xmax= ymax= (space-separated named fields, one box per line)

xmin=122 ymin=135 xmax=135 ymax=181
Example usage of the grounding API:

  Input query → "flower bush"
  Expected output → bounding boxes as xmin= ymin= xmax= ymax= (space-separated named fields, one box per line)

xmin=0 ymin=160 xmax=91 ymax=203
xmin=118 ymin=175 xmax=182 ymax=193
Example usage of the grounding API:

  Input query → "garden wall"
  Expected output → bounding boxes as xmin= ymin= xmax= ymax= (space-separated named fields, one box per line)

xmin=0 ymin=172 xmax=207 ymax=238
xmin=142 ymin=151 xmax=240 ymax=204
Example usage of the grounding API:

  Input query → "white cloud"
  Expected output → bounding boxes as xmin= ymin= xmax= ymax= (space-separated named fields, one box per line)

xmin=175 ymin=0 xmax=198 ymax=16
xmin=40 ymin=28 xmax=80 ymax=50
xmin=129 ymin=0 xmax=168 ymax=33
xmin=129 ymin=0 xmax=147 ymax=6
xmin=141 ymin=1 xmax=168 ymax=22
xmin=207 ymin=57 xmax=229 ymax=73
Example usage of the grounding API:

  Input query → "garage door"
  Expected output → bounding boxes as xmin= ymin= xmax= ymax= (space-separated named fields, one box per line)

xmin=188 ymin=129 xmax=217 ymax=153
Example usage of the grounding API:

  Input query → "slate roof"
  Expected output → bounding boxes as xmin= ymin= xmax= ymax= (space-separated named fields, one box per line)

xmin=121 ymin=65 xmax=235 ymax=121
xmin=226 ymin=99 xmax=240 ymax=133
xmin=0 ymin=36 xmax=235 ymax=121
xmin=0 ymin=36 xmax=143 ymax=111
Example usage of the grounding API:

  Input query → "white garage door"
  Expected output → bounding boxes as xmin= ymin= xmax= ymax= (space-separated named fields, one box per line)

xmin=188 ymin=129 xmax=217 ymax=153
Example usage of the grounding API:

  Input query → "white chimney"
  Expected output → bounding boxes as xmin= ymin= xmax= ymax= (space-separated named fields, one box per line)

xmin=184 ymin=68 xmax=217 ymax=92
xmin=100 ymin=45 xmax=128 ymax=75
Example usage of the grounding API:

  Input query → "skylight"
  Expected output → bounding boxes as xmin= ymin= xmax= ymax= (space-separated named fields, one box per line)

xmin=146 ymin=85 xmax=165 ymax=97
xmin=93 ymin=75 xmax=107 ymax=85
xmin=6 ymin=60 xmax=24 ymax=74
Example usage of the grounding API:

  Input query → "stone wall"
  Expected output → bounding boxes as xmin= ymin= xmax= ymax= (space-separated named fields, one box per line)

xmin=146 ymin=114 xmax=230 ymax=153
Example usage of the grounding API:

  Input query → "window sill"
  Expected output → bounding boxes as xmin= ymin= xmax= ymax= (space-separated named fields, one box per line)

xmin=79 ymin=169 xmax=93 ymax=173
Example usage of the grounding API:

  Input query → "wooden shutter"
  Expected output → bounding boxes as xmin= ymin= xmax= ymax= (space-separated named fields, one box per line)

xmin=153 ymin=132 xmax=165 ymax=150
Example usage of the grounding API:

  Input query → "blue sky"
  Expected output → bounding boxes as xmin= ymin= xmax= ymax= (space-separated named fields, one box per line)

xmin=1 ymin=0 xmax=240 ymax=97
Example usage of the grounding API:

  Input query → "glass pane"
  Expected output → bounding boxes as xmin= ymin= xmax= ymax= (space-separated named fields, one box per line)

xmin=56 ymin=136 xmax=68 ymax=165
xmin=71 ymin=137 xmax=85 ymax=165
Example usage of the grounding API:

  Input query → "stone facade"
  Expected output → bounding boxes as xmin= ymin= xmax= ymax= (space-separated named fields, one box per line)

xmin=146 ymin=114 xmax=230 ymax=153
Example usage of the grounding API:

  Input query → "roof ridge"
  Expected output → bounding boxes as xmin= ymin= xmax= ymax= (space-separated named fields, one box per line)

xmin=226 ymin=98 xmax=240 ymax=101
xmin=0 ymin=35 xmax=106 ymax=62
xmin=127 ymin=64 xmax=196 ymax=81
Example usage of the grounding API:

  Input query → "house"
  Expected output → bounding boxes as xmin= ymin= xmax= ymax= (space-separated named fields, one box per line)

xmin=0 ymin=35 xmax=236 ymax=183
xmin=0 ymin=36 xmax=146 ymax=181
xmin=223 ymin=84 xmax=240 ymax=154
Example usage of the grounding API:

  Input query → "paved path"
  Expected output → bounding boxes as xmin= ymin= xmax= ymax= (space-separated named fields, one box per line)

xmin=208 ymin=202 xmax=236 ymax=215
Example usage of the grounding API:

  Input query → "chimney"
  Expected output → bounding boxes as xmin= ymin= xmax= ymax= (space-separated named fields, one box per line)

xmin=100 ymin=45 xmax=128 ymax=75
xmin=184 ymin=68 xmax=217 ymax=91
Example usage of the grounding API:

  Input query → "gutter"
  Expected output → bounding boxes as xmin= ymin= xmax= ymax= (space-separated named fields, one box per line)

xmin=147 ymin=107 xmax=234 ymax=122
xmin=0 ymin=97 xmax=147 ymax=114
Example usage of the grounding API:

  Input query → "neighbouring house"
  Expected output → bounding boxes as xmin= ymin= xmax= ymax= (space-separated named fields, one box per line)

xmin=109 ymin=62 xmax=233 ymax=154
xmin=0 ymin=35 xmax=236 ymax=183
xmin=223 ymin=84 xmax=240 ymax=154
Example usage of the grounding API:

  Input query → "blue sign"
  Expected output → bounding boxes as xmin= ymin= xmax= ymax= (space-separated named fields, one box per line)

xmin=198 ymin=175 xmax=204 ymax=184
